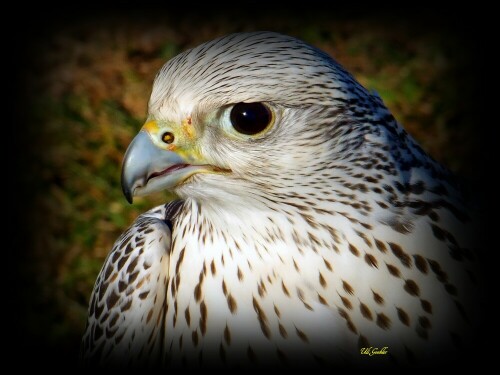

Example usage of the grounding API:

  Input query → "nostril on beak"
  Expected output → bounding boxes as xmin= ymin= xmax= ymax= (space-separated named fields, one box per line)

xmin=161 ymin=132 xmax=175 ymax=144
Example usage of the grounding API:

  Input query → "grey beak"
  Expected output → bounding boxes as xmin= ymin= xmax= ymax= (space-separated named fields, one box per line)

xmin=121 ymin=131 xmax=185 ymax=203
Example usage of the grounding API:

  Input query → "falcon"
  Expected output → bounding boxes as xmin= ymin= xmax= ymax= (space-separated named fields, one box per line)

xmin=81 ymin=32 xmax=479 ymax=368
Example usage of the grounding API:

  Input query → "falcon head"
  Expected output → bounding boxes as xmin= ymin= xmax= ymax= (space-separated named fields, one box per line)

xmin=121 ymin=32 xmax=382 ymax=205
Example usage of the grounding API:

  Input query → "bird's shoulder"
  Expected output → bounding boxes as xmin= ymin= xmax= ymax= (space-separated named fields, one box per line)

xmin=81 ymin=201 xmax=183 ymax=367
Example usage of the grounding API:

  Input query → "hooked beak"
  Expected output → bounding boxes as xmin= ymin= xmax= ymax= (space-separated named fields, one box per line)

xmin=121 ymin=131 xmax=226 ymax=203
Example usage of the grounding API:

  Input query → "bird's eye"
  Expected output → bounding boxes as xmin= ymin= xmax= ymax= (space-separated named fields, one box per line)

xmin=229 ymin=102 xmax=273 ymax=135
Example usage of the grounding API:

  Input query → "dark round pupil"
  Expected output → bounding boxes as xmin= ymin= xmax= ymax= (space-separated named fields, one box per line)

xmin=230 ymin=102 xmax=271 ymax=135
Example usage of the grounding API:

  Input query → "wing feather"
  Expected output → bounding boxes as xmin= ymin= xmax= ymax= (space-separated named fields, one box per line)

xmin=81 ymin=201 xmax=182 ymax=368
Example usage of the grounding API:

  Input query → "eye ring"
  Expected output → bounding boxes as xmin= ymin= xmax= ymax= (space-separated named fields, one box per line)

xmin=161 ymin=132 xmax=175 ymax=144
xmin=229 ymin=102 xmax=274 ymax=136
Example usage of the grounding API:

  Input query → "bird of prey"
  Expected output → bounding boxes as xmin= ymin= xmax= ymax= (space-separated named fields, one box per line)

xmin=81 ymin=31 xmax=480 ymax=369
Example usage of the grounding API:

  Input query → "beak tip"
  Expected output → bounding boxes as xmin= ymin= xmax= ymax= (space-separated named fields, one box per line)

xmin=122 ymin=185 xmax=134 ymax=204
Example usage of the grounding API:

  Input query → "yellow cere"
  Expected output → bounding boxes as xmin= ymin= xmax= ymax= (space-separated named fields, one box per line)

xmin=141 ymin=120 xmax=160 ymax=134
xmin=140 ymin=118 xmax=201 ymax=159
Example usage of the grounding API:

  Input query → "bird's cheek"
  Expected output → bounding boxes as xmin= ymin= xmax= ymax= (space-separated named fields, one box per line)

xmin=175 ymin=146 xmax=206 ymax=164
xmin=181 ymin=116 xmax=196 ymax=141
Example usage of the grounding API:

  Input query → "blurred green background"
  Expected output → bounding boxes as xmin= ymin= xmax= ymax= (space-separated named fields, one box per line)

xmin=14 ymin=8 xmax=481 ymax=368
